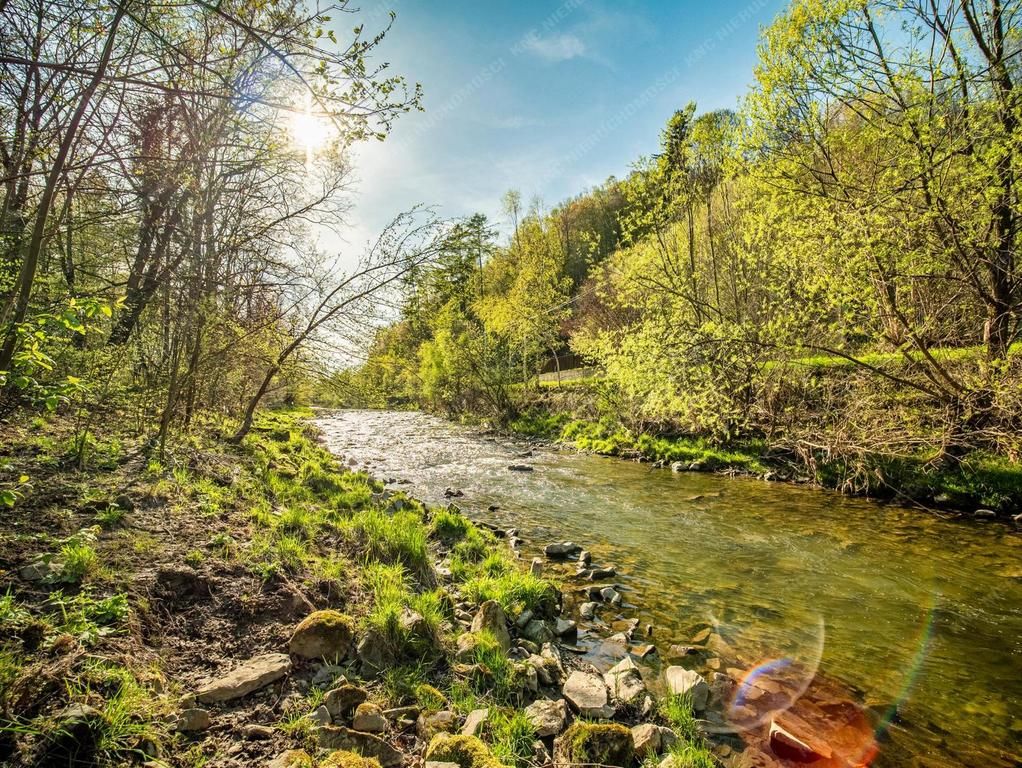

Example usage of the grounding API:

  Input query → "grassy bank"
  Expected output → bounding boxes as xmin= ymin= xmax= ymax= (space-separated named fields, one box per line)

xmin=0 ymin=408 xmax=717 ymax=767
xmin=509 ymin=409 xmax=1022 ymax=517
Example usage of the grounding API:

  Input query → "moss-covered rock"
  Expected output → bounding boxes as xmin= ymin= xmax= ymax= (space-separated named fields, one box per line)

xmin=415 ymin=683 xmax=449 ymax=712
xmin=553 ymin=722 xmax=634 ymax=767
xmin=320 ymin=750 xmax=384 ymax=768
xmin=425 ymin=733 xmax=505 ymax=768
xmin=290 ymin=610 xmax=356 ymax=660
xmin=267 ymin=750 xmax=315 ymax=768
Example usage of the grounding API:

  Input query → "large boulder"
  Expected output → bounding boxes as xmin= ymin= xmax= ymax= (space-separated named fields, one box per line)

xmin=553 ymin=722 xmax=634 ymax=767
xmin=289 ymin=610 xmax=355 ymax=661
xmin=471 ymin=601 xmax=511 ymax=652
xmin=425 ymin=734 xmax=503 ymax=768
xmin=563 ymin=670 xmax=615 ymax=719
xmin=196 ymin=653 xmax=291 ymax=704
xmin=604 ymin=657 xmax=646 ymax=704
xmin=524 ymin=698 xmax=568 ymax=738
xmin=664 ymin=667 xmax=709 ymax=712
xmin=315 ymin=727 xmax=404 ymax=768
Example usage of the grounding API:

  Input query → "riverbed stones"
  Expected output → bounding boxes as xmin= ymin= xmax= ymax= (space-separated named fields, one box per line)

xmin=471 ymin=600 xmax=511 ymax=652
xmin=631 ymin=724 xmax=677 ymax=759
xmin=315 ymin=727 xmax=403 ymax=767
xmin=289 ymin=610 xmax=355 ymax=660
xmin=545 ymin=542 xmax=582 ymax=558
xmin=462 ymin=708 xmax=490 ymax=737
xmin=523 ymin=619 xmax=554 ymax=644
xmin=324 ymin=685 xmax=369 ymax=718
xmin=579 ymin=602 xmax=598 ymax=620
xmin=525 ymin=698 xmax=568 ymax=737
xmin=769 ymin=715 xmax=833 ymax=762
xmin=554 ymin=617 xmax=577 ymax=638
xmin=553 ymin=722 xmax=634 ymax=767
xmin=578 ymin=550 xmax=592 ymax=565
xmin=563 ymin=670 xmax=615 ymax=719
xmin=600 ymin=586 xmax=623 ymax=605
xmin=664 ymin=667 xmax=709 ymax=711
xmin=530 ymin=558 xmax=543 ymax=577
xmin=352 ymin=702 xmax=388 ymax=733
xmin=195 ymin=653 xmax=291 ymax=704
xmin=604 ymin=657 xmax=646 ymax=704
xmin=508 ymin=465 xmax=534 ymax=472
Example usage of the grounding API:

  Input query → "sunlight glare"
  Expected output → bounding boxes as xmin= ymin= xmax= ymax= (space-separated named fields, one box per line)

xmin=290 ymin=98 xmax=331 ymax=164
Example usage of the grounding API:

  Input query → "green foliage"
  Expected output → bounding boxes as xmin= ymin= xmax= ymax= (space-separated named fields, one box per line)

xmin=485 ymin=708 xmax=536 ymax=768
xmin=46 ymin=589 xmax=130 ymax=646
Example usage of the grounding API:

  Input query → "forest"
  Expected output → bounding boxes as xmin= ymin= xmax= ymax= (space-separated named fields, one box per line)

xmin=334 ymin=1 xmax=1022 ymax=512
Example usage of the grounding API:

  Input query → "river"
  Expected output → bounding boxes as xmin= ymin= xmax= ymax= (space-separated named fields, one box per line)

xmin=315 ymin=409 xmax=1022 ymax=768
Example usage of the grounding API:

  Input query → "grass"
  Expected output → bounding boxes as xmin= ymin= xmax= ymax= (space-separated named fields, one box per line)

xmin=59 ymin=539 xmax=100 ymax=583
xmin=657 ymin=694 xmax=716 ymax=768
xmin=468 ymin=631 xmax=524 ymax=706
xmin=485 ymin=708 xmax=537 ymax=768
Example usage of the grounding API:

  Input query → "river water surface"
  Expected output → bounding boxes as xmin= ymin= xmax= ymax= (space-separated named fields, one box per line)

xmin=316 ymin=409 xmax=1021 ymax=768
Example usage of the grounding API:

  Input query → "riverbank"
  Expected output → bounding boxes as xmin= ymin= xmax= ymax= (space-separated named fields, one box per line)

xmin=504 ymin=405 xmax=1022 ymax=521
xmin=0 ymin=408 xmax=736 ymax=768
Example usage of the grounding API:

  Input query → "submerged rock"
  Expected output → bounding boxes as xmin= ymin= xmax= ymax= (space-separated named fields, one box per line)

xmin=195 ymin=653 xmax=291 ymax=704
xmin=579 ymin=602 xmax=598 ymax=620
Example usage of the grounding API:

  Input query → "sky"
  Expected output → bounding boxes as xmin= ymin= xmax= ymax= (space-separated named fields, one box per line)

xmin=326 ymin=0 xmax=788 ymax=251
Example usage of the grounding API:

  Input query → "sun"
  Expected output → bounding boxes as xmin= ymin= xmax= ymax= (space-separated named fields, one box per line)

xmin=290 ymin=103 xmax=331 ymax=162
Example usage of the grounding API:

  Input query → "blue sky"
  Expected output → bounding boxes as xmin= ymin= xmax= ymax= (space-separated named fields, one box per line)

xmin=330 ymin=0 xmax=788 ymax=248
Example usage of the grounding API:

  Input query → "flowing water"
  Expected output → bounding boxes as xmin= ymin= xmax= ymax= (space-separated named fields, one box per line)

xmin=316 ymin=409 xmax=1022 ymax=768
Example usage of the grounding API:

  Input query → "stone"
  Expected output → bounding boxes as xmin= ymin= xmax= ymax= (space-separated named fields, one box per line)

xmin=588 ymin=567 xmax=616 ymax=580
xmin=769 ymin=715 xmax=833 ymax=762
xmin=563 ymin=670 xmax=615 ymax=719
xmin=400 ymin=608 xmax=430 ymax=639
xmin=324 ymin=685 xmax=369 ymax=718
xmin=554 ymin=617 xmax=577 ymax=638
xmin=631 ymin=724 xmax=677 ymax=759
xmin=579 ymin=602 xmax=598 ymax=620
xmin=456 ymin=633 xmax=482 ymax=661
xmin=417 ymin=710 xmax=459 ymax=741
xmin=533 ymin=740 xmax=551 ymax=766
xmin=525 ymin=698 xmax=568 ymax=737
xmin=196 ymin=653 xmax=291 ymax=704
xmin=515 ymin=609 xmax=534 ymax=629
xmin=243 ymin=724 xmax=274 ymax=740
xmin=462 ymin=708 xmax=489 ymax=737
xmin=974 ymin=509 xmax=997 ymax=518
xmin=315 ymin=727 xmax=404 ymax=768
xmin=670 ymin=461 xmax=686 ymax=472
xmin=426 ymin=763 xmax=461 ymax=768
xmin=18 ymin=557 xmax=63 ymax=582
xmin=522 ymin=619 xmax=554 ymax=644
xmin=175 ymin=708 xmax=211 ymax=732
xmin=268 ymin=750 xmax=315 ymax=768
xmin=310 ymin=705 xmax=332 ymax=727
xmin=553 ymin=722 xmax=634 ymax=767
xmin=545 ymin=542 xmax=581 ymax=558
xmin=632 ymin=644 xmax=656 ymax=659
xmin=321 ymin=751 xmax=386 ymax=768
xmin=289 ymin=610 xmax=355 ymax=661
xmin=313 ymin=665 xmax=347 ymax=687
xmin=357 ymin=628 xmax=393 ymax=676
xmin=604 ymin=657 xmax=646 ymax=704
xmin=508 ymin=465 xmax=534 ymax=472
xmin=530 ymin=558 xmax=543 ymax=577
xmin=471 ymin=601 xmax=511 ymax=652
xmin=664 ymin=667 xmax=709 ymax=711
xmin=353 ymin=702 xmax=388 ymax=733
xmin=425 ymin=733 xmax=503 ymax=768
xmin=600 ymin=586 xmax=623 ymax=606
xmin=578 ymin=550 xmax=593 ymax=565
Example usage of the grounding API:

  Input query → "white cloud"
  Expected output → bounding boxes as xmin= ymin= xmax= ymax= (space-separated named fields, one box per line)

xmin=520 ymin=32 xmax=586 ymax=62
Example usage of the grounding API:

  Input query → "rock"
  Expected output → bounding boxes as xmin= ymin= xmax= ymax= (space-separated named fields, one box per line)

xmin=508 ymin=465 xmax=534 ymax=472
xmin=515 ymin=609 xmax=534 ymax=629
xmin=554 ymin=617 xmax=577 ymax=638
xmin=632 ymin=644 xmax=656 ymax=659
xmin=353 ymin=702 xmax=388 ymax=733
xmin=604 ymin=657 xmax=646 ymax=704
xmin=114 ymin=493 xmax=135 ymax=511
xmin=588 ymin=567 xmax=616 ymax=580
xmin=545 ymin=542 xmax=581 ymax=558
xmin=578 ymin=550 xmax=592 ymax=565
xmin=315 ymin=727 xmax=404 ymax=768
xmin=670 ymin=462 xmax=686 ymax=473
xmin=553 ymin=722 xmax=634 ymax=767
xmin=426 ymin=763 xmax=461 ymax=768
xmin=579 ymin=602 xmax=598 ymax=620
xmin=268 ymin=750 xmax=315 ymax=768
xmin=974 ymin=509 xmax=997 ymax=518
xmin=599 ymin=586 xmax=622 ymax=605
xmin=462 ymin=708 xmax=489 ymax=737
xmin=310 ymin=705 xmax=332 ymax=727
xmin=631 ymin=724 xmax=677 ymax=759
xmin=444 ymin=488 xmax=464 ymax=498
xmin=471 ymin=601 xmax=511 ymax=652
xmin=563 ymin=670 xmax=615 ymax=719
xmin=456 ymin=633 xmax=483 ymax=662
xmin=525 ymin=698 xmax=568 ymax=737
xmin=417 ymin=710 xmax=459 ymax=741
xmin=533 ymin=740 xmax=551 ymax=765
xmin=175 ymin=708 xmax=211 ymax=732
xmin=522 ymin=619 xmax=554 ymax=644
xmin=425 ymin=733 xmax=503 ymax=768
xmin=530 ymin=558 xmax=543 ymax=577
xmin=289 ymin=610 xmax=355 ymax=661
xmin=769 ymin=715 xmax=833 ymax=762
xmin=243 ymin=724 xmax=274 ymax=740
xmin=196 ymin=653 xmax=291 ymax=704
xmin=664 ymin=667 xmax=709 ymax=711
xmin=313 ymin=665 xmax=347 ymax=687
xmin=324 ymin=685 xmax=369 ymax=718
xmin=321 ymin=751 xmax=385 ymax=768
xmin=400 ymin=608 xmax=430 ymax=639
xmin=18 ymin=557 xmax=63 ymax=582
xmin=357 ymin=627 xmax=393 ymax=676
